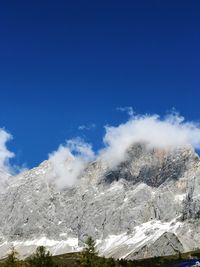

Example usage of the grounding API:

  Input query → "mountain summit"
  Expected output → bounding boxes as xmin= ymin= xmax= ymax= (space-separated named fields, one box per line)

xmin=0 ymin=143 xmax=200 ymax=259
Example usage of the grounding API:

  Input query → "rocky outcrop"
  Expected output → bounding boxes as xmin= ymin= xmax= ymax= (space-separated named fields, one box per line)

xmin=128 ymin=232 xmax=184 ymax=259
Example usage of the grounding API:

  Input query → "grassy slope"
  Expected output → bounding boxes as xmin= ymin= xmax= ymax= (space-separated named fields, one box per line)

xmin=52 ymin=249 xmax=200 ymax=267
xmin=1 ymin=248 xmax=200 ymax=266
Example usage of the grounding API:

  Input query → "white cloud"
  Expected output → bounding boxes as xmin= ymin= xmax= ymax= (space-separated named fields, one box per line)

xmin=0 ymin=129 xmax=15 ymax=173
xmin=3 ymin=111 xmax=200 ymax=189
xmin=48 ymin=138 xmax=94 ymax=189
xmin=78 ymin=124 xmax=96 ymax=131
xmin=99 ymin=113 xmax=200 ymax=169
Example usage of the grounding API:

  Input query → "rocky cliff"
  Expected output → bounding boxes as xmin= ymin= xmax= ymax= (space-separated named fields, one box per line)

xmin=0 ymin=143 xmax=200 ymax=259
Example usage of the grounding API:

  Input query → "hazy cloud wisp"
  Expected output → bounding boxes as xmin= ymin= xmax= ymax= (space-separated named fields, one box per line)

xmin=117 ymin=106 xmax=134 ymax=117
xmin=78 ymin=123 xmax=96 ymax=131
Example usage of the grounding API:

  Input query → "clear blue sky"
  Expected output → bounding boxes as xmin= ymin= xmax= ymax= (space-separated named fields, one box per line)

xmin=0 ymin=1 xmax=200 ymax=168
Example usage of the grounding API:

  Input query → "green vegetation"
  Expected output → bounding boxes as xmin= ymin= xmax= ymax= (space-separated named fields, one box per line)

xmin=0 ymin=246 xmax=56 ymax=267
xmin=2 ymin=248 xmax=19 ymax=267
xmin=79 ymin=236 xmax=98 ymax=267
xmin=0 ymin=238 xmax=199 ymax=267
xmin=28 ymin=246 xmax=57 ymax=267
xmin=0 ymin=248 xmax=28 ymax=267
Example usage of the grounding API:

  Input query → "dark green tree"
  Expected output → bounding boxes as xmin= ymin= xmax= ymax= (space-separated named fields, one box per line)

xmin=102 ymin=257 xmax=116 ymax=267
xmin=3 ymin=248 xmax=20 ymax=267
xmin=79 ymin=237 xmax=99 ymax=267
xmin=28 ymin=246 xmax=56 ymax=267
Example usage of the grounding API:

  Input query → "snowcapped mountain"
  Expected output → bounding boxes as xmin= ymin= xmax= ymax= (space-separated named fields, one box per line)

xmin=0 ymin=142 xmax=200 ymax=259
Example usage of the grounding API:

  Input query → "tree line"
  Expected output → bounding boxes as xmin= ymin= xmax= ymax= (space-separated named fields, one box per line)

xmin=0 ymin=237 xmax=134 ymax=267
xmin=0 ymin=237 xmax=187 ymax=267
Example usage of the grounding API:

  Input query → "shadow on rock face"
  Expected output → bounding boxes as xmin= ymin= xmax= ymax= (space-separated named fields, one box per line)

xmin=104 ymin=143 xmax=199 ymax=188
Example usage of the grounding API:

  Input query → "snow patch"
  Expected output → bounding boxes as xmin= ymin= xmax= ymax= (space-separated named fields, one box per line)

xmin=12 ymin=237 xmax=78 ymax=248
xmin=97 ymin=219 xmax=182 ymax=258
xmin=0 ymin=219 xmax=183 ymax=259
xmin=175 ymin=194 xmax=186 ymax=202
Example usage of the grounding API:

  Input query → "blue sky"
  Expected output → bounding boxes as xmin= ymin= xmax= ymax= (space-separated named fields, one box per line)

xmin=1 ymin=1 xmax=200 ymax=168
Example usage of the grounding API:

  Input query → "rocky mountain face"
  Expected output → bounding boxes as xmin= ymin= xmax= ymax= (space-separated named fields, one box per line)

xmin=0 ymin=143 xmax=200 ymax=259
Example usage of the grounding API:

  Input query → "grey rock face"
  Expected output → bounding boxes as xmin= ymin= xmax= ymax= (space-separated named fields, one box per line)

xmin=127 ymin=232 xmax=184 ymax=259
xmin=0 ymin=143 xmax=200 ymax=259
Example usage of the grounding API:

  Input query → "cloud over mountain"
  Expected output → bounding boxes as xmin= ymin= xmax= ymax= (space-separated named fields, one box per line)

xmin=2 ymin=111 xmax=200 ymax=188
xmin=48 ymin=138 xmax=95 ymax=188
xmin=99 ymin=112 xmax=200 ymax=169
